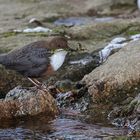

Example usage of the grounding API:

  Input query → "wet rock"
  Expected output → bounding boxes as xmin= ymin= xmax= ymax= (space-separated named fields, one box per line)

xmin=44 ymin=51 xmax=100 ymax=86
xmin=82 ymin=40 xmax=140 ymax=104
xmin=0 ymin=86 xmax=58 ymax=120
xmin=0 ymin=66 xmax=30 ymax=98
xmin=60 ymin=52 xmax=100 ymax=81
xmin=65 ymin=19 xmax=140 ymax=40
xmin=108 ymin=94 xmax=140 ymax=136
xmin=50 ymin=78 xmax=90 ymax=112
xmin=128 ymin=94 xmax=140 ymax=114
xmin=55 ymin=79 xmax=74 ymax=92
xmin=123 ymin=94 xmax=139 ymax=116
xmin=55 ymin=85 xmax=90 ymax=112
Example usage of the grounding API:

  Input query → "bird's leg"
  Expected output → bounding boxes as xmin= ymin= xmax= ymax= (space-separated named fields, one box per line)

xmin=32 ymin=78 xmax=42 ymax=86
xmin=27 ymin=78 xmax=41 ymax=88
xmin=32 ymin=78 xmax=49 ymax=90
xmin=27 ymin=78 xmax=61 ymax=94
xmin=28 ymin=78 xmax=50 ymax=93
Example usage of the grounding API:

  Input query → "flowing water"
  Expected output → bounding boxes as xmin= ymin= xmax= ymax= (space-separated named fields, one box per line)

xmin=54 ymin=17 xmax=114 ymax=26
xmin=0 ymin=109 xmax=129 ymax=140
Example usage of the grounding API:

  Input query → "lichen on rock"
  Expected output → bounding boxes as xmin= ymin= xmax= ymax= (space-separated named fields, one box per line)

xmin=0 ymin=86 xmax=58 ymax=120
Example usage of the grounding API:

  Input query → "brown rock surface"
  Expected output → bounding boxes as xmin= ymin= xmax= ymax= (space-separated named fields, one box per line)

xmin=82 ymin=40 xmax=140 ymax=103
xmin=0 ymin=86 xmax=58 ymax=120
xmin=0 ymin=66 xmax=30 ymax=98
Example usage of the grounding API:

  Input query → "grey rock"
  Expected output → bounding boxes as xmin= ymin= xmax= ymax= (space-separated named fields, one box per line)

xmin=82 ymin=40 xmax=140 ymax=103
xmin=0 ymin=86 xmax=58 ymax=120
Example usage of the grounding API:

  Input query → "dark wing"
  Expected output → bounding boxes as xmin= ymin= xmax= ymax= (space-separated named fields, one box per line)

xmin=4 ymin=44 xmax=52 ymax=77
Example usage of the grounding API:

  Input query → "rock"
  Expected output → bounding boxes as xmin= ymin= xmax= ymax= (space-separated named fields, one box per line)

xmin=65 ymin=18 xmax=140 ymax=41
xmin=0 ymin=0 xmax=137 ymax=33
xmin=0 ymin=66 xmax=30 ymax=98
xmin=55 ymin=79 xmax=74 ymax=92
xmin=82 ymin=40 xmax=140 ymax=104
xmin=108 ymin=94 xmax=140 ymax=137
xmin=129 ymin=94 xmax=140 ymax=114
xmin=0 ymin=86 xmax=58 ymax=120
xmin=107 ymin=93 xmax=140 ymax=136
xmin=86 ymin=0 xmax=135 ymax=16
xmin=60 ymin=53 xmax=99 ymax=81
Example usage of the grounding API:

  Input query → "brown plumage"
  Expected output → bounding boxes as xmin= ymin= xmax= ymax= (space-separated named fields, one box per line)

xmin=0 ymin=36 xmax=69 ymax=89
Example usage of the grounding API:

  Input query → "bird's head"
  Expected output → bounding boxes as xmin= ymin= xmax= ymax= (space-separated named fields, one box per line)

xmin=47 ymin=36 xmax=74 ymax=53
xmin=47 ymin=36 xmax=74 ymax=71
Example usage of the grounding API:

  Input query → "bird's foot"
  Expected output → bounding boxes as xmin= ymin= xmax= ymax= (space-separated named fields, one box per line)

xmin=27 ymin=78 xmax=61 ymax=96
xmin=36 ymin=84 xmax=49 ymax=92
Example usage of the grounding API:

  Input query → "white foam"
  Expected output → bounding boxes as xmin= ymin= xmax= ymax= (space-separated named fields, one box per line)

xmin=99 ymin=37 xmax=127 ymax=63
xmin=23 ymin=26 xmax=52 ymax=33
xmin=110 ymin=37 xmax=126 ymax=44
xmin=13 ymin=26 xmax=52 ymax=33
xmin=130 ymin=34 xmax=140 ymax=41
xmin=69 ymin=56 xmax=93 ymax=65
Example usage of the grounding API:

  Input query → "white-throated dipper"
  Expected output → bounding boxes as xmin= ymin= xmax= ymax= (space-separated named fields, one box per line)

xmin=0 ymin=36 xmax=72 ymax=89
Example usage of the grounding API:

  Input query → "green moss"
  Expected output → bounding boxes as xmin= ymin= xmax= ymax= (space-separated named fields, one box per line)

xmin=111 ymin=3 xmax=136 ymax=10
xmin=125 ymin=26 xmax=140 ymax=35
xmin=19 ymin=0 xmax=39 ymax=3
xmin=130 ymin=100 xmax=138 ymax=108
xmin=126 ymin=30 xmax=140 ymax=35
xmin=1 ymin=32 xmax=17 ymax=38
xmin=0 ymin=48 xmax=11 ymax=53
xmin=1 ymin=31 xmax=51 ymax=38
xmin=43 ymin=17 xmax=61 ymax=23
xmin=53 ymin=26 xmax=66 ymax=34
xmin=24 ymin=32 xmax=49 ymax=37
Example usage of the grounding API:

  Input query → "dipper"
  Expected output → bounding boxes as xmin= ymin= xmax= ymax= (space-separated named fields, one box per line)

xmin=0 ymin=36 xmax=71 ymax=89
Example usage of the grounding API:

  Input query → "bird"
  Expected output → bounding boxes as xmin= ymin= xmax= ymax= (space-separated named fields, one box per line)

xmin=0 ymin=36 xmax=72 ymax=90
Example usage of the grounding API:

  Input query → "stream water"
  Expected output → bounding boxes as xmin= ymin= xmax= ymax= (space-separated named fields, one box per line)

xmin=0 ymin=109 xmax=129 ymax=140
xmin=54 ymin=17 xmax=114 ymax=26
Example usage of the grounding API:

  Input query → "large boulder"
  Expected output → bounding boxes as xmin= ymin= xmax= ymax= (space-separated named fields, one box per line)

xmin=82 ymin=40 xmax=140 ymax=104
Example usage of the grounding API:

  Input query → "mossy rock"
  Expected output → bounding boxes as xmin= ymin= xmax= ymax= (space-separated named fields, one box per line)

xmin=0 ymin=66 xmax=30 ymax=98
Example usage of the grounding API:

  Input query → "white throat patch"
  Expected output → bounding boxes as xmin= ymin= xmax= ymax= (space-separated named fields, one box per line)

xmin=50 ymin=49 xmax=67 ymax=71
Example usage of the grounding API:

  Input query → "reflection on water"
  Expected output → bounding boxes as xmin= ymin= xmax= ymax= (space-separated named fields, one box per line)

xmin=54 ymin=17 xmax=114 ymax=26
xmin=0 ymin=110 xmax=128 ymax=140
